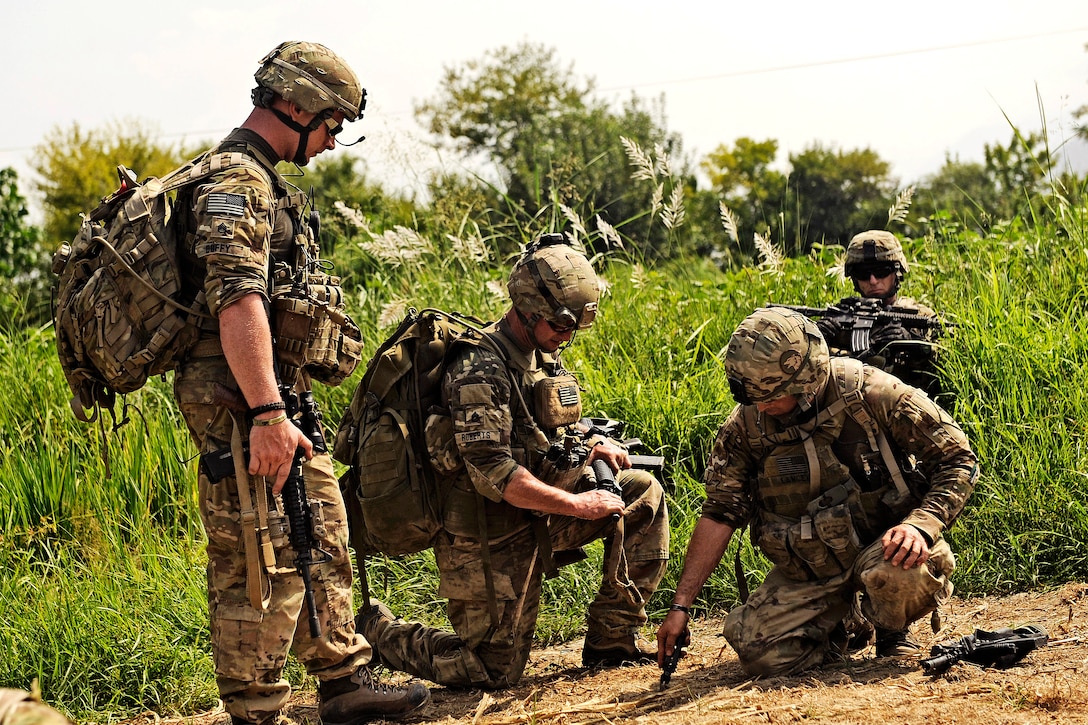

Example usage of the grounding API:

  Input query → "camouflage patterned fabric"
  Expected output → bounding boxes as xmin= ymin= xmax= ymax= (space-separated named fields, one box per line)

xmin=362 ymin=319 xmax=670 ymax=688
xmin=702 ymin=358 xmax=978 ymax=676
xmin=725 ymin=308 xmax=830 ymax=404
xmin=843 ymin=229 xmax=909 ymax=275
xmin=0 ymin=690 xmax=70 ymax=725
xmin=174 ymin=129 xmax=369 ymax=723
xmin=254 ymin=41 xmax=364 ymax=121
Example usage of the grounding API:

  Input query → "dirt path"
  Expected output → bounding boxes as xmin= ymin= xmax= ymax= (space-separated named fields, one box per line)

xmin=130 ymin=583 xmax=1088 ymax=725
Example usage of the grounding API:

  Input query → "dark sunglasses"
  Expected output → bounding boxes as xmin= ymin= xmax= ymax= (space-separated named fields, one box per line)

xmin=850 ymin=264 xmax=895 ymax=281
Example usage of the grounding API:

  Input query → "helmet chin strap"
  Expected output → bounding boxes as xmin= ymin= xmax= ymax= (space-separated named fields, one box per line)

xmin=269 ymin=106 xmax=327 ymax=166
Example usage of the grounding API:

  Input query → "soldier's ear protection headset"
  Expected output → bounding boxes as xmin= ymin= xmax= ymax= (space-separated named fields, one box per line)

xmin=520 ymin=233 xmax=598 ymax=331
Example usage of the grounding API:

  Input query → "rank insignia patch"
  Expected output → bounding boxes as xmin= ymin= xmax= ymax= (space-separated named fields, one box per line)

xmin=211 ymin=217 xmax=236 ymax=239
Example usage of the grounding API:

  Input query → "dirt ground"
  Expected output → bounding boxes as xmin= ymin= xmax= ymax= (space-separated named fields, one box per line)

xmin=132 ymin=582 xmax=1088 ymax=725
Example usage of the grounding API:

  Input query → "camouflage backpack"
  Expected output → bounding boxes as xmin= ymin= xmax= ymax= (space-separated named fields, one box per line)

xmin=52 ymin=151 xmax=265 ymax=423
xmin=333 ymin=308 xmax=502 ymax=556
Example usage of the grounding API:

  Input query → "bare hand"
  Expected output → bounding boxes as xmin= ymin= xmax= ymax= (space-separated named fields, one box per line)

xmin=882 ymin=524 xmax=930 ymax=569
xmin=571 ymin=489 xmax=624 ymax=520
xmin=248 ymin=420 xmax=313 ymax=494
xmin=586 ymin=438 xmax=631 ymax=472
xmin=656 ymin=609 xmax=691 ymax=667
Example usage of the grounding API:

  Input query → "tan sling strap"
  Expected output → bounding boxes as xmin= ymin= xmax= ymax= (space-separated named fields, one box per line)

xmin=228 ymin=410 xmax=273 ymax=612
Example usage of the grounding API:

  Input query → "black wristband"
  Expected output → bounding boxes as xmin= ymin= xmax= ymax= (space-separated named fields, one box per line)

xmin=248 ymin=401 xmax=286 ymax=419
xmin=670 ymin=604 xmax=691 ymax=615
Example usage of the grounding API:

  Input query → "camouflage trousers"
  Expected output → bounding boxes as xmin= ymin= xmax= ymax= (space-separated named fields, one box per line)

xmin=366 ymin=469 xmax=669 ymax=688
xmin=176 ymin=358 xmax=370 ymax=723
xmin=723 ymin=536 xmax=955 ymax=676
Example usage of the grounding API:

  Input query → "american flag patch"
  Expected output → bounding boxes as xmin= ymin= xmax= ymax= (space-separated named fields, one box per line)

xmin=206 ymin=192 xmax=245 ymax=217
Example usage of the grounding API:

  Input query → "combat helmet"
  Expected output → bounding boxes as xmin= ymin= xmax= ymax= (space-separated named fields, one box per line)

xmin=252 ymin=41 xmax=366 ymax=164
xmin=507 ymin=233 xmax=600 ymax=333
xmin=0 ymin=689 xmax=71 ymax=725
xmin=725 ymin=308 xmax=830 ymax=406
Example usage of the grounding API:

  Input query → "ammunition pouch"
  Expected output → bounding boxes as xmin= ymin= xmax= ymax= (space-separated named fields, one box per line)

xmin=271 ymin=275 xmax=362 ymax=387
xmin=757 ymin=481 xmax=865 ymax=581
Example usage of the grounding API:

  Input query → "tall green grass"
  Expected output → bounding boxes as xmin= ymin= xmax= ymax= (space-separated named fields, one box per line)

xmin=3 ymin=167 xmax=1088 ymax=719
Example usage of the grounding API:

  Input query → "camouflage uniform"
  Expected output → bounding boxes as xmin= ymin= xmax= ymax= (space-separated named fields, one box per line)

xmin=820 ymin=295 xmax=942 ymax=395
xmin=175 ymin=129 xmax=369 ymax=723
xmin=0 ymin=690 xmax=70 ymax=725
xmin=703 ymin=357 xmax=978 ymax=676
xmin=364 ymin=319 xmax=670 ymax=688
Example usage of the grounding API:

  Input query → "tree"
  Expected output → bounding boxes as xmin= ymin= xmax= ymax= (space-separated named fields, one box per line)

xmin=698 ymin=137 xmax=788 ymax=258
xmin=30 ymin=119 xmax=200 ymax=245
xmin=415 ymin=42 xmax=683 ymax=257
xmin=0 ymin=167 xmax=49 ymax=327
xmin=786 ymin=144 xmax=895 ymax=253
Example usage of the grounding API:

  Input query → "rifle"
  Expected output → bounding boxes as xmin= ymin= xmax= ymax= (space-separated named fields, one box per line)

xmin=659 ymin=629 xmax=689 ymax=690
xmin=770 ymin=298 xmax=947 ymax=356
xmin=281 ymin=388 xmax=333 ymax=638
xmin=920 ymin=625 xmax=1048 ymax=676
xmin=590 ymin=459 xmax=623 ymax=521
xmin=579 ymin=417 xmax=666 ymax=480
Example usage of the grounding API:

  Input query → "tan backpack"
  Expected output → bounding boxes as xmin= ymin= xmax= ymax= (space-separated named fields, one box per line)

xmin=52 ymin=151 xmax=264 ymax=423
xmin=333 ymin=308 xmax=499 ymax=556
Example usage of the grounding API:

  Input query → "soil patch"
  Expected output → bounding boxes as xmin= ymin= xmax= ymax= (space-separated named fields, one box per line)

xmin=125 ymin=582 xmax=1088 ymax=724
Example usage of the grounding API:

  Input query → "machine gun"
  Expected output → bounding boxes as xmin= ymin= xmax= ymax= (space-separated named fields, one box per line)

xmin=920 ymin=625 xmax=1048 ymax=676
xmin=770 ymin=298 xmax=948 ymax=356
xmin=281 ymin=388 xmax=333 ymax=638
xmin=659 ymin=629 xmax=689 ymax=690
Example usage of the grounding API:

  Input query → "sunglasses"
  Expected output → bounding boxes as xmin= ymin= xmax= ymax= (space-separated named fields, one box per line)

xmin=850 ymin=264 xmax=895 ymax=281
xmin=322 ymin=116 xmax=344 ymax=138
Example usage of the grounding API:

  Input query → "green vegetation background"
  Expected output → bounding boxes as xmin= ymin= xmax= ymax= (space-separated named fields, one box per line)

xmin=3 ymin=186 xmax=1088 ymax=719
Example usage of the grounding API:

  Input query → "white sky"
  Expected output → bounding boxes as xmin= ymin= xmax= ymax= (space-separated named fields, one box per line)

xmin=4 ymin=0 xmax=1088 ymax=214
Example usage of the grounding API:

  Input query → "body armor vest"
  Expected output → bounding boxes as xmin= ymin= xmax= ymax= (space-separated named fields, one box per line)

xmin=747 ymin=358 xmax=923 ymax=580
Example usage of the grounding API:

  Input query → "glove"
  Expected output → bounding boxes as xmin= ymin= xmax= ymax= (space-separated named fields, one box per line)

xmin=815 ymin=317 xmax=842 ymax=342
xmin=869 ymin=321 xmax=911 ymax=350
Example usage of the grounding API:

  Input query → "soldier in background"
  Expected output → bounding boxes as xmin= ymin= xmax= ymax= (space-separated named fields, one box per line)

xmin=657 ymin=308 xmax=977 ymax=676
xmin=357 ymin=234 xmax=670 ymax=688
xmin=816 ymin=231 xmax=946 ymax=397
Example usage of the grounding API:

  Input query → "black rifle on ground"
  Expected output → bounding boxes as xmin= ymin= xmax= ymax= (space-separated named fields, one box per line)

xmin=770 ymin=298 xmax=948 ymax=355
xmin=920 ymin=625 xmax=1048 ymax=676
xmin=281 ymin=388 xmax=333 ymax=638
xmin=659 ymin=629 xmax=689 ymax=690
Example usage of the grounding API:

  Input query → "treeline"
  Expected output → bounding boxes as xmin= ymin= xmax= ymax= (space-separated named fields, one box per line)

xmin=3 ymin=42 xmax=1085 ymax=331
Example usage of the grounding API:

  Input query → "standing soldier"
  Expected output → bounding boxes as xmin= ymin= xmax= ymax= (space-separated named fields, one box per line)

xmin=174 ymin=42 xmax=428 ymax=724
xmin=356 ymin=234 xmax=670 ymax=688
xmin=657 ymin=308 xmax=978 ymax=676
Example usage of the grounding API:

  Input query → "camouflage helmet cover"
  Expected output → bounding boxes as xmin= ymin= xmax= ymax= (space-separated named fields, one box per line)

xmin=844 ymin=230 xmax=909 ymax=276
xmin=254 ymin=41 xmax=364 ymax=121
xmin=507 ymin=234 xmax=600 ymax=330
xmin=725 ymin=307 xmax=830 ymax=404
xmin=0 ymin=689 xmax=71 ymax=725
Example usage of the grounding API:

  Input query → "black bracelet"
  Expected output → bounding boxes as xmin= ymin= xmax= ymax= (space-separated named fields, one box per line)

xmin=669 ymin=604 xmax=691 ymax=615
xmin=247 ymin=401 xmax=286 ymax=419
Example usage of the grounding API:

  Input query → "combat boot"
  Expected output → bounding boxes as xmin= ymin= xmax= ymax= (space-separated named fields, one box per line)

xmin=318 ymin=666 xmax=429 ymax=724
xmin=581 ymin=631 xmax=656 ymax=668
xmin=875 ymin=628 xmax=922 ymax=657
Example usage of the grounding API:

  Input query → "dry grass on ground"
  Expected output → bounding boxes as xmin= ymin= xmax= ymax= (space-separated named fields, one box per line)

xmin=125 ymin=583 xmax=1088 ymax=725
